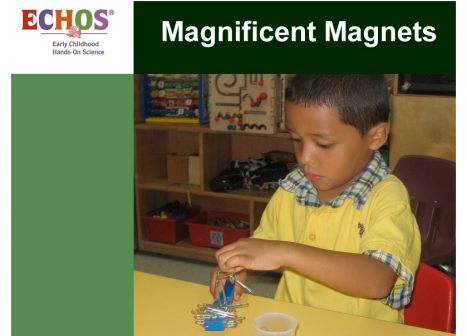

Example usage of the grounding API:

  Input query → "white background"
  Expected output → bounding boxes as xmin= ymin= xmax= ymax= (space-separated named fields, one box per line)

xmin=5 ymin=1 xmax=133 ymax=74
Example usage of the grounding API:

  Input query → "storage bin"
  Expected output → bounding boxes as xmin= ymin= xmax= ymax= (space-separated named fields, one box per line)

xmin=186 ymin=211 xmax=249 ymax=248
xmin=144 ymin=202 xmax=200 ymax=244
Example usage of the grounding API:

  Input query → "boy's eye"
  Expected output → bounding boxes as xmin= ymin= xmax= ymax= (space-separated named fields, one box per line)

xmin=317 ymin=143 xmax=333 ymax=149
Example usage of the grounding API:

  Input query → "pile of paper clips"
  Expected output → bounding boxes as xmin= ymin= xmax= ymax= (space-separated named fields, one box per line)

xmin=192 ymin=271 xmax=253 ymax=331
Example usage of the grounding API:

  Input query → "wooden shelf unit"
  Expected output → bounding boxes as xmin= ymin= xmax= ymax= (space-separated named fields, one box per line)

xmin=134 ymin=123 xmax=294 ymax=262
xmin=388 ymin=74 xmax=455 ymax=168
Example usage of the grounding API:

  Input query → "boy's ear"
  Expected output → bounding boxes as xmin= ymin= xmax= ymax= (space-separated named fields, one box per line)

xmin=367 ymin=122 xmax=389 ymax=150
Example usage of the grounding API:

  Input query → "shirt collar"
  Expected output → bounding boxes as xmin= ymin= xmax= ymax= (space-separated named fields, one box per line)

xmin=279 ymin=151 xmax=390 ymax=210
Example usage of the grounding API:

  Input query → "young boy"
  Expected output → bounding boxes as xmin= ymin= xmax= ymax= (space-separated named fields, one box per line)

xmin=211 ymin=74 xmax=421 ymax=323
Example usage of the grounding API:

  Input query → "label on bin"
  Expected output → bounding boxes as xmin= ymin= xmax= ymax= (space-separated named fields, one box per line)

xmin=210 ymin=230 xmax=224 ymax=246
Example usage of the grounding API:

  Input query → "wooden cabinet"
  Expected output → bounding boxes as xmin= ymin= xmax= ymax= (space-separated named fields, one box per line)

xmin=134 ymin=123 xmax=293 ymax=262
xmin=386 ymin=74 xmax=455 ymax=169
xmin=389 ymin=94 xmax=455 ymax=169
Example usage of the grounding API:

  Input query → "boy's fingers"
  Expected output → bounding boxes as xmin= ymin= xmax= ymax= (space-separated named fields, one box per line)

xmin=234 ymin=270 xmax=248 ymax=301
xmin=234 ymin=286 xmax=244 ymax=301
xmin=209 ymin=267 xmax=220 ymax=298
xmin=211 ymin=267 xmax=249 ymax=301
xmin=221 ymin=254 xmax=249 ymax=273
xmin=209 ymin=280 xmax=217 ymax=298
xmin=215 ymin=242 xmax=237 ymax=261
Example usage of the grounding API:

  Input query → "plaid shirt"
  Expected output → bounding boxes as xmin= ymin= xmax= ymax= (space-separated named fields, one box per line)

xmin=363 ymin=250 xmax=414 ymax=309
xmin=279 ymin=151 xmax=414 ymax=309
xmin=279 ymin=150 xmax=390 ymax=210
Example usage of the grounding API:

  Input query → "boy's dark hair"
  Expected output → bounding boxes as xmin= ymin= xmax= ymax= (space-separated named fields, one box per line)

xmin=285 ymin=74 xmax=390 ymax=136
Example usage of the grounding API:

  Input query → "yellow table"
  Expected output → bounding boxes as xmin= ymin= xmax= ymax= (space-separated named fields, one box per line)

xmin=134 ymin=271 xmax=452 ymax=336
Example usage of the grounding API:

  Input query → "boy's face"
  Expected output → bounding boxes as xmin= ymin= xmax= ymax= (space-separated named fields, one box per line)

xmin=285 ymin=101 xmax=376 ymax=203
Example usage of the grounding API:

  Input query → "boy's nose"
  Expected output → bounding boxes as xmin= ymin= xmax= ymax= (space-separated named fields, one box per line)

xmin=298 ymin=143 xmax=315 ymax=168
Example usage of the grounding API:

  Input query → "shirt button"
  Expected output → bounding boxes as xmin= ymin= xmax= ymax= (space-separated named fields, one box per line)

xmin=308 ymin=233 xmax=316 ymax=241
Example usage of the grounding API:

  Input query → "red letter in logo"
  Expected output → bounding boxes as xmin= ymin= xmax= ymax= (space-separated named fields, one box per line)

xmin=22 ymin=9 xmax=37 ymax=30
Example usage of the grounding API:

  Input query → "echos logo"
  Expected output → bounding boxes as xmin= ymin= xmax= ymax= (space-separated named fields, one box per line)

xmin=22 ymin=9 xmax=111 ymax=31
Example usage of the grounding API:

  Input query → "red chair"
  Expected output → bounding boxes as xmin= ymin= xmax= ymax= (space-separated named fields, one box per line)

xmin=393 ymin=155 xmax=455 ymax=267
xmin=404 ymin=263 xmax=455 ymax=332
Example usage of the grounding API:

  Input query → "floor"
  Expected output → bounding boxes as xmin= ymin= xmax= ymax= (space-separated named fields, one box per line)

xmin=134 ymin=251 xmax=281 ymax=298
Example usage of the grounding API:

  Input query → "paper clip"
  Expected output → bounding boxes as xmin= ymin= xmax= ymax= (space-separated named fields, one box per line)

xmin=192 ymin=271 xmax=253 ymax=331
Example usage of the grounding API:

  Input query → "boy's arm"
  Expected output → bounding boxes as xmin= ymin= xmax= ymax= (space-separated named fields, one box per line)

xmin=216 ymin=238 xmax=397 ymax=299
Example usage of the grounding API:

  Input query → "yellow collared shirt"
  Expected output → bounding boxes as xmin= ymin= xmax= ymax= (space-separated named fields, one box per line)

xmin=253 ymin=175 xmax=421 ymax=323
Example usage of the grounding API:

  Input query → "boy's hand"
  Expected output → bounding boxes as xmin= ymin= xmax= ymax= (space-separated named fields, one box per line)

xmin=215 ymin=238 xmax=286 ymax=273
xmin=209 ymin=267 xmax=247 ymax=301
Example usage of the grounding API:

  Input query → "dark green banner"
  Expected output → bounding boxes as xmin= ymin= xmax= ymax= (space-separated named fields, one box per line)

xmin=134 ymin=1 xmax=455 ymax=73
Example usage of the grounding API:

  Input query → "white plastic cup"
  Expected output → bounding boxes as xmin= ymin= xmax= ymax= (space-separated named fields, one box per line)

xmin=253 ymin=312 xmax=298 ymax=336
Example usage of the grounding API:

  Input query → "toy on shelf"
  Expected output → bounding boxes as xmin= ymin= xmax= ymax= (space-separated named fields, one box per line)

xmin=208 ymin=74 xmax=282 ymax=134
xmin=209 ymin=151 xmax=295 ymax=192
xmin=192 ymin=271 xmax=252 ymax=331
xmin=140 ymin=74 xmax=209 ymax=125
